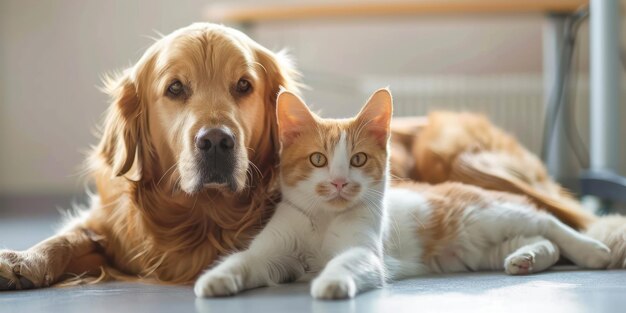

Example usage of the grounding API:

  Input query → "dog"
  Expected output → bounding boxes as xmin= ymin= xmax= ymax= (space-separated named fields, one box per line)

xmin=0 ymin=23 xmax=300 ymax=289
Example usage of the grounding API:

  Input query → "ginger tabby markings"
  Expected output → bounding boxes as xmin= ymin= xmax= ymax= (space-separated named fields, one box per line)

xmin=195 ymin=89 xmax=611 ymax=299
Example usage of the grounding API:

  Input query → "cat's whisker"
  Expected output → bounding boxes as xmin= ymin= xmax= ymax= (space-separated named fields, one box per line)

xmin=366 ymin=193 xmax=400 ymax=238
xmin=363 ymin=191 xmax=403 ymax=246
xmin=360 ymin=197 xmax=381 ymax=216
xmin=364 ymin=189 xmax=385 ymax=198
xmin=360 ymin=193 xmax=384 ymax=218
xmin=363 ymin=196 xmax=385 ymax=210
xmin=365 ymin=187 xmax=385 ymax=194
xmin=363 ymin=195 xmax=384 ymax=213
xmin=389 ymin=173 xmax=405 ymax=181
xmin=409 ymin=210 xmax=425 ymax=231
xmin=370 ymin=177 xmax=407 ymax=183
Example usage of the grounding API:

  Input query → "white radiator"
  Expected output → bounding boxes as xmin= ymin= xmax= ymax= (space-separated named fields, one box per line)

xmin=360 ymin=74 xmax=591 ymax=155
xmin=302 ymin=72 xmax=626 ymax=175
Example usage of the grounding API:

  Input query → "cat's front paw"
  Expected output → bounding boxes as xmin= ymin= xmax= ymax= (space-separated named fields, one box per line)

xmin=311 ymin=276 xmax=357 ymax=300
xmin=194 ymin=271 xmax=242 ymax=298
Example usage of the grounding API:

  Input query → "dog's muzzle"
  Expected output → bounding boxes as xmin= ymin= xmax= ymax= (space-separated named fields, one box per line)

xmin=195 ymin=126 xmax=237 ymax=190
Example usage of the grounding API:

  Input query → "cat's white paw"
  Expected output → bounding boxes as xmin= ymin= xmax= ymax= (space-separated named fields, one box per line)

xmin=194 ymin=271 xmax=242 ymax=297
xmin=505 ymin=253 xmax=535 ymax=275
xmin=572 ymin=239 xmax=611 ymax=269
xmin=311 ymin=276 xmax=357 ymax=300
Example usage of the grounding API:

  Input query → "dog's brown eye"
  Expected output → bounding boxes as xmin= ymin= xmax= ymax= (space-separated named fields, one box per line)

xmin=310 ymin=152 xmax=327 ymax=167
xmin=235 ymin=78 xmax=252 ymax=95
xmin=167 ymin=80 xmax=184 ymax=97
xmin=350 ymin=152 xmax=367 ymax=167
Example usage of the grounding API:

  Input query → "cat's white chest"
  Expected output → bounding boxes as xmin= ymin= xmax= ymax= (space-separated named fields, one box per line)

xmin=296 ymin=213 xmax=338 ymax=274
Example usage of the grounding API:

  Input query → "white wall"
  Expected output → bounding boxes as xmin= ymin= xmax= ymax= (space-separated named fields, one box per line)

xmin=0 ymin=0 xmax=623 ymax=195
xmin=0 ymin=0 xmax=210 ymax=195
xmin=251 ymin=15 xmax=546 ymax=119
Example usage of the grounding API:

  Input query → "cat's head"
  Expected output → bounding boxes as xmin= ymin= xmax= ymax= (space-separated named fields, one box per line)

xmin=276 ymin=89 xmax=393 ymax=212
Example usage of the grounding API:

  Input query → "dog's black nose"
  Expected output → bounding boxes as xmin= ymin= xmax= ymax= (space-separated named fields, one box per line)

xmin=195 ymin=127 xmax=235 ymax=151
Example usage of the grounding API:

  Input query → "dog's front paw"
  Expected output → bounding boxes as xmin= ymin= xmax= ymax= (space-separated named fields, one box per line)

xmin=194 ymin=271 xmax=243 ymax=297
xmin=0 ymin=249 xmax=53 ymax=290
xmin=311 ymin=276 xmax=356 ymax=300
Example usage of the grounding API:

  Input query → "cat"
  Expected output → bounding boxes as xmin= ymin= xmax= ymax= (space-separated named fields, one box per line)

xmin=194 ymin=89 xmax=611 ymax=299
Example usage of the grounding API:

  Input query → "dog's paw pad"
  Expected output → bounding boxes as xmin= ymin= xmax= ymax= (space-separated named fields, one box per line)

xmin=0 ymin=249 xmax=49 ymax=290
xmin=0 ymin=276 xmax=16 ymax=290
xmin=19 ymin=277 xmax=35 ymax=289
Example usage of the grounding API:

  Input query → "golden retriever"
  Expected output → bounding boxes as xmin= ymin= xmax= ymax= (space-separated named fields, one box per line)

xmin=0 ymin=23 xmax=299 ymax=288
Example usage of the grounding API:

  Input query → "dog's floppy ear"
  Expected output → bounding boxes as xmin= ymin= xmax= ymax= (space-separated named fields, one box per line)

xmin=255 ymin=47 xmax=302 ymax=161
xmin=96 ymin=70 xmax=143 ymax=180
xmin=255 ymin=48 xmax=301 ymax=104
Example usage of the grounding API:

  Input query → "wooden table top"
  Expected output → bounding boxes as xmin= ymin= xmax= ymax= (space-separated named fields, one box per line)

xmin=206 ymin=0 xmax=588 ymax=24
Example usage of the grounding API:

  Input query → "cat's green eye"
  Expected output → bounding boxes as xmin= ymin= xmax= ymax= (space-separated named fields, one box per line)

xmin=350 ymin=152 xmax=367 ymax=167
xmin=310 ymin=152 xmax=327 ymax=167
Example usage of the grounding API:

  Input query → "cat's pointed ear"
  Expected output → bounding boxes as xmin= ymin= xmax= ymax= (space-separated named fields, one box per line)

xmin=356 ymin=88 xmax=393 ymax=146
xmin=277 ymin=90 xmax=316 ymax=145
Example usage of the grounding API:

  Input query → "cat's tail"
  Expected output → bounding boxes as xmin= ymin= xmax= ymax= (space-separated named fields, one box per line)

xmin=450 ymin=151 xmax=626 ymax=268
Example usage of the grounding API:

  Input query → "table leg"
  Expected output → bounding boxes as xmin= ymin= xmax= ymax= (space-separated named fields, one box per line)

xmin=543 ymin=13 xmax=577 ymax=186
xmin=581 ymin=0 xmax=626 ymax=208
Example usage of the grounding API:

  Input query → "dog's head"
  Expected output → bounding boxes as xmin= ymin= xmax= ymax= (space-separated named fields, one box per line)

xmin=93 ymin=23 xmax=299 ymax=195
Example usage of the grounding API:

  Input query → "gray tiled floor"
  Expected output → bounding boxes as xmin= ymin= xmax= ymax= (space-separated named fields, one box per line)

xmin=1 ymin=204 xmax=626 ymax=313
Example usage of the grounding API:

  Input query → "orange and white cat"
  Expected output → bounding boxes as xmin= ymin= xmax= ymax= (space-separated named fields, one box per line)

xmin=194 ymin=89 xmax=611 ymax=300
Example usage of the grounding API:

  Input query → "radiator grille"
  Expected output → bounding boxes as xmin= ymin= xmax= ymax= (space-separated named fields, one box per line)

xmin=361 ymin=74 xmax=566 ymax=154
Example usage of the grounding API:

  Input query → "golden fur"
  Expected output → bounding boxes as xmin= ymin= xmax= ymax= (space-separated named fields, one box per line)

xmin=0 ymin=23 xmax=300 ymax=288
xmin=390 ymin=111 xmax=626 ymax=268
xmin=390 ymin=111 xmax=594 ymax=229
xmin=87 ymin=24 xmax=300 ymax=283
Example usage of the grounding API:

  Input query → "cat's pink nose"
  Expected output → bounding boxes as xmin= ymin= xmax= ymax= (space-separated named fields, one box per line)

xmin=330 ymin=178 xmax=348 ymax=192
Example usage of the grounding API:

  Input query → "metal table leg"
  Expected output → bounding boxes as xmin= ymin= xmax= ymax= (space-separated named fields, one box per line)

xmin=581 ymin=0 xmax=626 ymax=206
xmin=543 ymin=13 xmax=578 ymax=188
